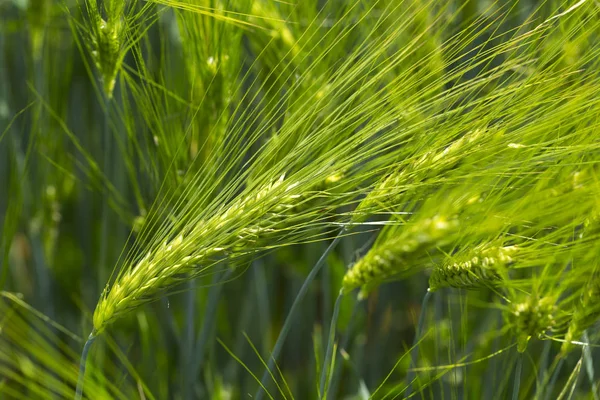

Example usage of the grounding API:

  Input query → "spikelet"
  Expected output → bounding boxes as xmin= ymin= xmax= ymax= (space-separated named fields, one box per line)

xmin=428 ymin=244 xmax=517 ymax=292
xmin=342 ymin=214 xmax=458 ymax=294
xmin=93 ymin=172 xmax=343 ymax=333
xmin=508 ymin=295 xmax=557 ymax=353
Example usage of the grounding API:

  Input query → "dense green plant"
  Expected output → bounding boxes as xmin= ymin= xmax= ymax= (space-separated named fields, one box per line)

xmin=2 ymin=0 xmax=600 ymax=399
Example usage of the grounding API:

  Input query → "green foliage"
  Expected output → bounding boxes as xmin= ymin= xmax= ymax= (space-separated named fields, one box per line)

xmin=2 ymin=0 xmax=600 ymax=399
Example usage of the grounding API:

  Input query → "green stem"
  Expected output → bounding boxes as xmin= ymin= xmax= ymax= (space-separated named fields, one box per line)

xmin=545 ymin=358 xmax=564 ymax=400
xmin=582 ymin=332 xmax=599 ymax=400
xmin=74 ymin=331 xmax=97 ymax=400
xmin=513 ymin=352 xmax=523 ymax=400
xmin=328 ymin=299 xmax=359 ymax=397
xmin=182 ymin=279 xmax=196 ymax=400
xmin=255 ymin=230 xmax=344 ymax=400
xmin=537 ymin=340 xmax=552 ymax=392
xmin=319 ymin=290 xmax=343 ymax=399
xmin=405 ymin=289 xmax=432 ymax=396
xmin=97 ymin=93 xmax=112 ymax=299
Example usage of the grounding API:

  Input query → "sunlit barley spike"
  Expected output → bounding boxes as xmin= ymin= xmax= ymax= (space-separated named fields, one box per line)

xmin=508 ymin=295 xmax=557 ymax=353
xmin=561 ymin=277 xmax=600 ymax=355
xmin=342 ymin=215 xmax=459 ymax=294
xmin=355 ymin=129 xmax=485 ymax=220
xmin=428 ymin=245 xmax=517 ymax=292
xmin=93 ymin=173 xmax=344 ymax=333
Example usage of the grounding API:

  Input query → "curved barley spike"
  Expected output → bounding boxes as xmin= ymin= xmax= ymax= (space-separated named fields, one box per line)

xmin=428 ymin=244 xmax=517 ymax=292
xmin=93 ymin=172 xmax=345 ymax=334
xmin=342 ymin=214 xmax=459 ymax=294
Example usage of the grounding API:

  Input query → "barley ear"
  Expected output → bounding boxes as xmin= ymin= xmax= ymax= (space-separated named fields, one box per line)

xmin=342 ymin=214 xmax=458 ymax=294
xmin=92 ymin=173 xmax=347 ymax=333
xmin=428 ymin=245 xmax=517 ymax=292
xmin=354 ymin=128 xmax=485 ymax=220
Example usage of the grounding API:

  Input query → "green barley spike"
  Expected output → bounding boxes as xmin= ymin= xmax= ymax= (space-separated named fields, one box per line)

xmin=428 ymin=244 xmax=517 ymax=292
xmin=342 ymin=214 xmax=459 ymax=294
xmin=93 ymin=171 xmax=345 ymax=333
xmin=354 ymin=128 xmax=485 ymax=221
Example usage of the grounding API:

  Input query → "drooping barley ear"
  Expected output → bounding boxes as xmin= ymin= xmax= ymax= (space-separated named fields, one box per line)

xmin=428 ymin=244 xmax=517 ymax=292
xmin=508 ymin=295 xmax=557 ymax=353
xmin=342 ymin=214 xmax=459 ymax=294
xmin=93 ymin=172 xmax=345 ymax=334
xmin=560 ymin=276 xmax=600 ymax=355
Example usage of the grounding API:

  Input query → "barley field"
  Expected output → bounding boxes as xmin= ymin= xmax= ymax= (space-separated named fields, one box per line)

xmin=1 ymin=0 xmax=600 ymax=399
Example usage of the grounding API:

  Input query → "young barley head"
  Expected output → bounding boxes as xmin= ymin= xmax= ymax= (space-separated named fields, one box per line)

xmin=93 ymin=172 xmax=346 ymax=333
xmin=90 ymin=17 xmax=122 ymax=98
xmin=82 ymin=0 xmax=140 ymax=98
xmin=342 ymin=214 xmax=459 ymax=294
xmin=353 ymin=128 xmax=486 ymax=221
xmin=428 ymin=244 xmax=517 ymax=292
